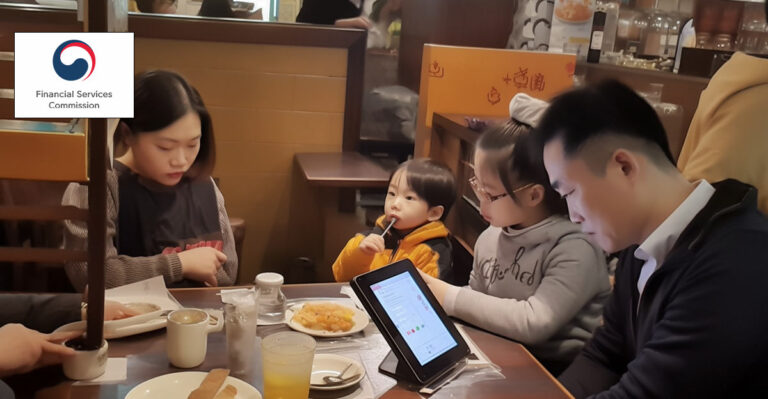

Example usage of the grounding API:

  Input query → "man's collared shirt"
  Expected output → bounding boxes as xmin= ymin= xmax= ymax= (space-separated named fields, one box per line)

xmin=635 ymin=180 xmax=715 ymax=297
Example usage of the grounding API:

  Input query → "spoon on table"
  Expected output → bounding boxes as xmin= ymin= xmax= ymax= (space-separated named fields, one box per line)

xmin=320 ymin=373 xmax=362 ymax=386
xmin=319 ymin=363 xmax=355 ymax=385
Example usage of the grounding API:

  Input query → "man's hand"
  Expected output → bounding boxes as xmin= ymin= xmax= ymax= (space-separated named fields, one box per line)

xmin=0 ymin=324 xmax=81 ymax=378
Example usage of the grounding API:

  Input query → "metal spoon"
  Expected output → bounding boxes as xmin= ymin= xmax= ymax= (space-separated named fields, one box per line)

xmin=319 ymin=363 xmax=355 ymax=385
xmin=321 ymin=373 xmax=361 ymax=386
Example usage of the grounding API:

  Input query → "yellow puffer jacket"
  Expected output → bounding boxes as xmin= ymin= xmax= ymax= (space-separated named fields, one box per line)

xmin=332 ymin=215 xmax=453 ymax=282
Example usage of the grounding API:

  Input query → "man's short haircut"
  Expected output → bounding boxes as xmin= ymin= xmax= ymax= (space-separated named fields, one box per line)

xmin=536 ymin=79 xmax=675 ymax=174
xmin=392 ymin=159 xmax=457 ymax=221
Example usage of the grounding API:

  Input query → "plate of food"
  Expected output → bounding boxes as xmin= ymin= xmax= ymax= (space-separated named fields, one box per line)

xmin=54 ymin=299 xmax=174 ymax=339
xmin=286 ymin=302 xmax=369 ymax=338
xmin=553 ymin=0 xmax=593 ymax=24
xmin=126 ymin=369 xmax=261 ymax=399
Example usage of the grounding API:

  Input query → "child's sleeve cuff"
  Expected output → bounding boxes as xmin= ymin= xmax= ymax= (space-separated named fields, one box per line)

xmin=442 ymin=284 xmax=462 ymax=315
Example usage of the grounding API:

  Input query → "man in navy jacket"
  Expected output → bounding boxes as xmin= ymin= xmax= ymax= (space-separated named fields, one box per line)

xmin=538 ymin=79 xmax=768 ymax=398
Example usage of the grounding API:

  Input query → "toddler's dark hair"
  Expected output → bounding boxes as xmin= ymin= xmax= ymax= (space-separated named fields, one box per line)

xmin=391 ymin=159 xmax=457 ymax=221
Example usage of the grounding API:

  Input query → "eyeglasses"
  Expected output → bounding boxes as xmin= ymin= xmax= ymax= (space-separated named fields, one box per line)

xmin=468 ymin=176 xmax=534 ymax=203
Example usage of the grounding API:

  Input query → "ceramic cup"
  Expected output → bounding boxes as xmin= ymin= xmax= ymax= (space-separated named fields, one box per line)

xmin=62 ymin=338 xmax=109 ymax=380
xmin=166 ymin=308 xmax=223 ymax=368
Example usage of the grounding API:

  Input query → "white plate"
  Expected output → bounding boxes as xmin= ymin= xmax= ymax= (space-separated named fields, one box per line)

xmin=286 ymin=302 xmax=369 ymax=338
xmin=125 ymin=371 xmax=261 ymax=399
xmin=54 ymin=317 xmax=168 ymax=339
xmin=310 ymin=354 xmax=365 ymax=391
xmin=54 ymin=296 xmax=181 ymax=339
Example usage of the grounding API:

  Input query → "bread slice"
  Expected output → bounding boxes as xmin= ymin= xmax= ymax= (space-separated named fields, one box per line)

xmin=213 ymin=384 xmax=238 ymax=399
xmin=188 ymin=369 xmax=230 ymax=399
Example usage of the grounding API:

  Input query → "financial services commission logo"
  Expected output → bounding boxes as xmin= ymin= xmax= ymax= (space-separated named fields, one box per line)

xmin=52 ymin=40 xmax=95 ymax=81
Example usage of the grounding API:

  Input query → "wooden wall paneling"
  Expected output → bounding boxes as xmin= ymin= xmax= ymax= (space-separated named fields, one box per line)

xmin=0 ymin=6 xmax=368 ymax=284
xmin=398 ymin=0 xmax=516 ymax=92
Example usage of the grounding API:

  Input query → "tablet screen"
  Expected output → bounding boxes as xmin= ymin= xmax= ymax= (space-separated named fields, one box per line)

xmin=371 ymin=271 xmax=458 ymax=365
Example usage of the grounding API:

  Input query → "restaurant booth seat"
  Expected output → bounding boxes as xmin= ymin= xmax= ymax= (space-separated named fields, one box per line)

xmin=228 ymin=216 xmax=245 ymax=268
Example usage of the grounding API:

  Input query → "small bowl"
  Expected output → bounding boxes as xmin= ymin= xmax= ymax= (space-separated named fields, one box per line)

xmin=62 ymin=337 xmax=108 ymax=380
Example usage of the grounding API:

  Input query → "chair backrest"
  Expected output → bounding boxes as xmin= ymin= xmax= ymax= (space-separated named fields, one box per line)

xmin=0 ymin=179 xmax=83 ymax=292
xmin=446 ymin=235 xmax=473 ymax=286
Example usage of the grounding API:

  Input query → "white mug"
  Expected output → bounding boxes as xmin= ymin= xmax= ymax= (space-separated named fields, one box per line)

xmin=166 ymin=308 xmax=223 ymax=368
xmin=62 ymin=338 xmax=108 ymax=380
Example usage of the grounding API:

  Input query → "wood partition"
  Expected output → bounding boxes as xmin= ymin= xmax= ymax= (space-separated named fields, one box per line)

xmin=1 ymin=5 xmax=367 ymax=284
xmin=415 ymin=45 xmax=575 ymax=158
xmin=398 ymin=0 xmax=517 ymax=93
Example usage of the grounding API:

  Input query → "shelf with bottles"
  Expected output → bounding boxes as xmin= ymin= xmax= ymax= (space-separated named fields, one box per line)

xmin=585 ymin=0 xmax=767 ymax=75
xmin=575 ymin=60 xmax=709 ymax=158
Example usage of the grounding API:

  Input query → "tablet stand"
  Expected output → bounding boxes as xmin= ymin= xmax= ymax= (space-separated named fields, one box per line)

xmin=379 ymin=350 xmax=468 ymax=390
xmin=379 ymin=350 xmax=417 ymax=382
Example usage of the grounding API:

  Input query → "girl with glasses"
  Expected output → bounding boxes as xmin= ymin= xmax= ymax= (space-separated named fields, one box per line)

xmin=421 ymin=94 xmax=610 ymax=375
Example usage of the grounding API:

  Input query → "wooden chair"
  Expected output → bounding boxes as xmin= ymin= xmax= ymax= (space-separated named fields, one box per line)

xmin=0 ymin=1 xmax=114 ymax=350
xmin=0 ymin=180 xmax=73 ymax=292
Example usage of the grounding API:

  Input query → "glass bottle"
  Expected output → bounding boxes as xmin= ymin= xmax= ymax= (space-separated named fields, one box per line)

xmin=713 ymin=33 xmax=734 ymax=51
xmin=255 ymin=272 xmax=286 ymax=323
xmin=640 ymin=0 xmax=673 ymax=58
xmin=735 ymin=3 xmax=766 ymax=54
xmin=626 ymin=9 xmax=650 ymax=55
xmin=660 ymin=0 xmax=685 ymax=58
xmin=596 ymin=0 xmax=620 ymax=55
xmin=693 ymin=0 xmax=719 ymax=49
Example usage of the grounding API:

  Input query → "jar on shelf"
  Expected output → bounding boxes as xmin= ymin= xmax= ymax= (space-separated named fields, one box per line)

xmin=713 ymin=33 xmax=734 ymax=51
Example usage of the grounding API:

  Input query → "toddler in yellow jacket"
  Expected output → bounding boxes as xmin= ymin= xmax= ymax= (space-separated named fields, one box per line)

xmin=333 ymin=159 xmax=457 ymax=282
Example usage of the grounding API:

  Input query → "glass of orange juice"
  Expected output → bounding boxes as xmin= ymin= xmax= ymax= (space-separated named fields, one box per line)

xmin=261 ymin=331 xmax=316 ymax=399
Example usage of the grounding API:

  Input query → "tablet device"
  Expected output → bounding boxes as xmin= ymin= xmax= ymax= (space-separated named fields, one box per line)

xmin=351 ymin=259 xmax=470 ymax=384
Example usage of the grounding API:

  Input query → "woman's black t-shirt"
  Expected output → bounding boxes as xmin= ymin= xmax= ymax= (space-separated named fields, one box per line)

xmin=114 ymin=161 xmax=221 ymax=287
xmin=296 ymin=0 xmax=363 ymax=25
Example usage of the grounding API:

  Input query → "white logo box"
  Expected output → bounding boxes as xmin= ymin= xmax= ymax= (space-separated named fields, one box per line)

xmin=15 ymin=32 xmax=134 ymax=118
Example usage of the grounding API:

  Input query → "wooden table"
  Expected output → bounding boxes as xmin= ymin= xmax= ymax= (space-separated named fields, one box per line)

xmin=6 ymin=284 xmax=572 ymax=398
xmin=294 ymin=152 xmax=391 ymax=189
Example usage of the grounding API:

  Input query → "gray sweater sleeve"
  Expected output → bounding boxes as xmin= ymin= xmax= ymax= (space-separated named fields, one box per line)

xmin=62 ymin=171 xmax=238 ymax=291
xmin=453 ymin=238 xmax=606 ymax=345
xmin=212 ymin=181 xmax=238 ymax=285
xmin=0 ymin=294 xmax=81 ymax=333
xmin=62 ymin=170 xmax=183 ymax=292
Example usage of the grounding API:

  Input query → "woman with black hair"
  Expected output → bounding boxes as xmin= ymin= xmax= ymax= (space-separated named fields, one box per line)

xmin=62 ymin=70 xmax=238 ymax=291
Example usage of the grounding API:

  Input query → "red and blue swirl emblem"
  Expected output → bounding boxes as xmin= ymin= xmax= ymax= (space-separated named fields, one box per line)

xmin=52 ymin=40 xmax=96 ymax=81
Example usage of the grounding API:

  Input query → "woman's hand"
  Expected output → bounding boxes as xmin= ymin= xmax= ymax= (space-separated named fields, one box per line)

xmin=418 ymin=270 xmax=453 ymax=307
xmin=0 ymin=324 xmax=80 ymax=377
xmin=358 ymin=234 xmax=385 ymax=255
xmin=334 ymin=16 xmax=372 ymax=29
xmin=178 ymin=247 xmax=226 ymax=286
